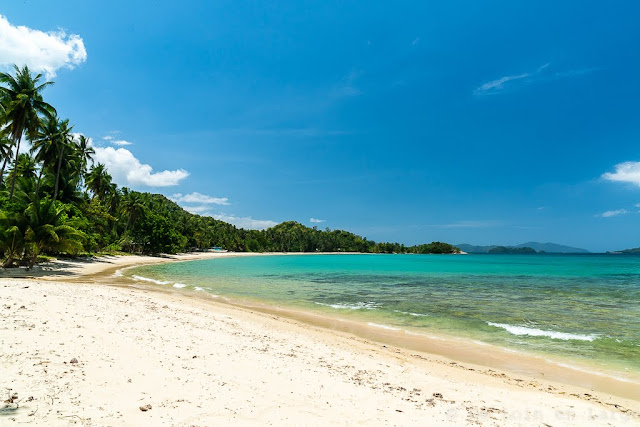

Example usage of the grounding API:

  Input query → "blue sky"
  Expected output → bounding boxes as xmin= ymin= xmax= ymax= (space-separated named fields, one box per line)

xmin=2 ymin=1 xmax=640 ymax=251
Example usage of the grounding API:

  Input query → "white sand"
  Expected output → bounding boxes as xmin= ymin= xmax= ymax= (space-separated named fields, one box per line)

xmin=1 ymin=255 xmax=639 ymax=425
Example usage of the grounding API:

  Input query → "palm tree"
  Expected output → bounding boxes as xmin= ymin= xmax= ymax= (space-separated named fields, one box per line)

xmin=0 ymin=135 xmax=13 ymax=186
xmin=54 ymin=171 xmax=84 ymax=205
xmin=31 ymin=113 xmax=62 ymax=191
xmin=86 ymin=163 xmax=113 ymax=202
xmin=14 ymin=153 xmax=38 ymax=181
xmin=22 ymin=197 xmax=85 ymax=267
xmin=0 ymin=65 xmax=55 ymax=199
xmin=74 ymin=134 xmax=94 ymax=176
xmin=52 ymin=119 xmax=75 ymax=201
xmin=106 ymin=182 xmax=119 ymax=214
xmin=0 ymin=210 xmax=25 ymax=268
xmin=121 ymin=192 xmax=146 ymax=232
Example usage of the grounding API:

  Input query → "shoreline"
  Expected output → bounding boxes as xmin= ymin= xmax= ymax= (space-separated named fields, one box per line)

xmin=2 ymin=253 xmax=639 ymax=425
xmin=119 ymin=253 xmax=640 ymax=401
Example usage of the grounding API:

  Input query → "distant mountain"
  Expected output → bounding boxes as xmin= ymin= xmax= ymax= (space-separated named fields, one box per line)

xmin=456 ymin=242 xmax=589 ymax=254
xmin=488 ymin=246 xmax=537 ymax=254
xmin=607 ymin=247 xmax=640 ymax=254
xmin=514 ymin=242 xmax=589 ymax=253
xmin=456 ymin=244 xmax=498 ymax=253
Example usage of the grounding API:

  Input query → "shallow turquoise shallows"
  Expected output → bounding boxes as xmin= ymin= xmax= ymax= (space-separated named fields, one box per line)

xmin=128 ymin=254 xmax=640 ymax=372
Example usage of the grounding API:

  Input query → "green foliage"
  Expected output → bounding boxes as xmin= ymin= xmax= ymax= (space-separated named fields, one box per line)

xmin=408 ymin=242 xmax=461 ymax=254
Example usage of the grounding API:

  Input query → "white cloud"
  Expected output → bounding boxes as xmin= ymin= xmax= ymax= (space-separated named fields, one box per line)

xmin=182 ymin=205 xmax=211 ymax=215
xmin=602 ymin=161 xmax=640 ymax=187
xmin=0 ymin=14 xmax=86 ymax=78
xmin=102 ymin=136 xmax=114 ymax=141
xmin=213 ymin=214 xmax=278 ymax=230
xmin=310 ymin=218 xmax=325 ymax=223
xmin=111 ymin=139 xmax=132 ymax=146
xmin=94 ymin=146 xmax=189 ymax=187
xmin=474 ymin=72 xmax=530 ymax=95
xmin=599 ymin=209 xmax=628 ymax=218
xmin=171 ymin=192 xmax=229 ymax=206
xmin=70 ymin=132 xmax=94 ymax=148
xmin=635 ymin=203 xmax=640 ymax=208
xmin=475 ymin=63 xmax=595 ymax=96
xmin=177 ymin=206 xmax=276 ymax=230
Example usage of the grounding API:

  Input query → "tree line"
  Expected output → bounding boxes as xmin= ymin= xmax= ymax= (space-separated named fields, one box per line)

xmin=0 ymin=65 xmax=459 ymax=267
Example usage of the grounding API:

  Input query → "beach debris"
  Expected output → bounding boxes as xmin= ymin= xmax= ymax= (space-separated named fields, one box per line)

xmin=139 ymin=404 xmax=152 ymax=411
xmin=3 ymin=388 xmax=22 ymax=409
xmin=5 ymin=391 xmax=18 ymax=404
xmin=433 ymin=392 xmax=443 ymax=399
xmin=70 ymin=358 xmax=78 ymax=364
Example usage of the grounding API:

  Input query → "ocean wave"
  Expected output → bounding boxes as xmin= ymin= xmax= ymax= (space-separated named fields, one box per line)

xmin=367 ymin=322 xmax=401 ymax=331
xmin=173 ymin=283 xmax=188 ymax=288
xmin=393 ymin=310 xmax=429 ymax=317
xmin=194 ymin=287 xmax=204 ymax=291
xmin=487 ymin=322 xmax=597 ymax=342
xmin=314 ymin=301 xmax=380 ymax=310
xmin=131 ymin=275 xmax=171 ymax=285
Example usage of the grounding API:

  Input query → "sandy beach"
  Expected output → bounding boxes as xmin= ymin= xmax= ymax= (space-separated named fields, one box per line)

xmin=1 ymin=254 xmax=639 ymax=426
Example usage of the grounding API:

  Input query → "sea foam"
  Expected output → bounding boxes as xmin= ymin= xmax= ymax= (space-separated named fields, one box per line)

xmin=173 ymin=283 xmax=188 ymax=288
xmin=487 ymin=322 xmax=597 ymax=342
xmin=393 ymin=310 xmax=429 ymax=317
xmin=131 ymin=275 xmax=171 ymax=285
xmin=314 ymin=301 xmax=380 ymax=310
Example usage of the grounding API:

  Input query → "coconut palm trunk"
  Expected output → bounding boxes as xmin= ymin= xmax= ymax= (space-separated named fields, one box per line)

xmin=35 ymin=166 xmax=44 ymax=195
xmin=9 ymin=134 xmax=21 ymax=200
xmin=0 ymin=155 xmax=8 ymax=186
xmin=53 ymin=145 xmax=65 ymax=201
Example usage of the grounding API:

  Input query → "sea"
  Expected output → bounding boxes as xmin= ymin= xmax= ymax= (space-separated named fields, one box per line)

xmin=126 ymin=253 xmax=640 ymax=377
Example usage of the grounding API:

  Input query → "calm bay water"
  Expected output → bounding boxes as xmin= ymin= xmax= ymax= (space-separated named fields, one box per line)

xmin=128 ymin=254 xmax=640 ymax=373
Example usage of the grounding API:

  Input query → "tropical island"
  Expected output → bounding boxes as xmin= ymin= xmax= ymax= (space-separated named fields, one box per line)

xmin=0 ymin=65 xmax=460 ymax=268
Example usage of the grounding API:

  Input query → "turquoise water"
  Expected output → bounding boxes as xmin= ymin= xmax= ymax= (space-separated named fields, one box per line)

xmin=128 ymin=254 xmax=640 ymax=372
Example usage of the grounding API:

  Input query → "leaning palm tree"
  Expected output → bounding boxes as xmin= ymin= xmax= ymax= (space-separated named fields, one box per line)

xmin=0 ymin=135 xmax=13 ymax=186
xmin=0 ymin=65 xmax=56 ymax=199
